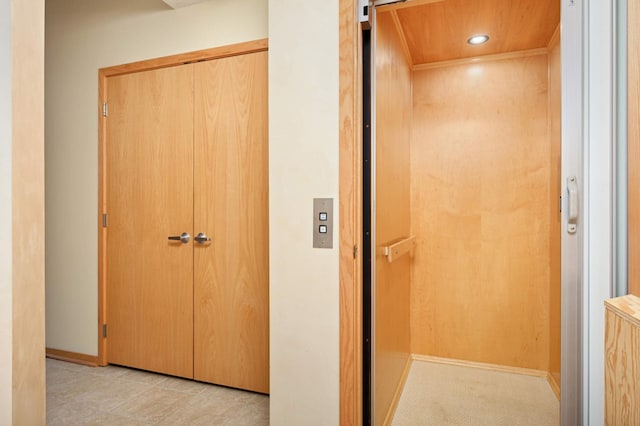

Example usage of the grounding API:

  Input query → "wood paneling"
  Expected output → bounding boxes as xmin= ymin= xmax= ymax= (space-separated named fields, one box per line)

xmin=629 ymin=0 xmax=640 ymax=296
xmin=106 ymin=65 xmax=194 ymax=378
xmin=410 ymin=54 xmax=551 ymax=370
xmin=548 ymin=32 xmax=562 ymax=390
xmin=339 ymin=0 xmax=363 ymax=421
xmin=375 ymin=12 xmax=413 ymax=425
xmin=605 ymin=295 xmax=640 ymax=425
xmin=11 ymin=0 xmax=46 ymax=421
xmin=46 ymin=348 xmax=99 ymax=367
xmin=395 ymin=0 xmax=559 ymax=65
xmin=193 ymin=51 xmax=269 ymax=394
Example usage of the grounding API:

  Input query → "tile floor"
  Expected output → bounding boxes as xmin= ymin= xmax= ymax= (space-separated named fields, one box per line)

xmin=46 ymin=358 xmax=269 ymax=425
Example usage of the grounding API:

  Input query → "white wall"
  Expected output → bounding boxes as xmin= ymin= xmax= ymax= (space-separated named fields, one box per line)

xmin=0 ymin=0 xmax=12 ymax=420
xmin=45 ymin=0 xmax=268 ymax=355
xmin=269 ymin=0 xmax=340 ymax=424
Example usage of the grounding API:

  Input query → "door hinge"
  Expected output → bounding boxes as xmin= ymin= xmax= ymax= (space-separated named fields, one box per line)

xmin=102 ymin=213 xmax=108 ymax=228
xmin=102 ymin=324 xmax=108 ymax=338
xmin=102 ymin=102 xmax=108 ymax=117
xmin=353 ymin=244 xmax=359 ymax=259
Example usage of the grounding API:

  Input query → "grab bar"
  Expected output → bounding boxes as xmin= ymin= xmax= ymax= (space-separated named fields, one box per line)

xmin=383 ymin=236 xmax=416 ymax=263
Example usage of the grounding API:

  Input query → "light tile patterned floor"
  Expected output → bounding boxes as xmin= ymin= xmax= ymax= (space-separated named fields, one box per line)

xmin=46 ymin=358 xmax=269 ymax=425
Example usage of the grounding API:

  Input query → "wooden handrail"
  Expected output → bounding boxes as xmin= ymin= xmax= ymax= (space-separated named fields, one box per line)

xmin=383 ymin=236 xmax=416 ymax=263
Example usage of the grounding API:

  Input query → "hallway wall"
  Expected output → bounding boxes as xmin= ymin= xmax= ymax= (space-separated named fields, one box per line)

xmin=410 ymin=53 xmax=552 ymax=370
xmin=268 ymin=0 xmax=340 ymax=422
xmin=45 ymin=0 xmax=268 ymax=356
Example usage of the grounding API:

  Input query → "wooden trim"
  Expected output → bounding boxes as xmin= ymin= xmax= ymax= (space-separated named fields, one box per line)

xmin=99 ymin=39 xmax=269 ymax=77
xmin=339 ymin=0 xmax=363 ymax=423
xmin=411 ymin=354 xmax=549 ymax=378
xmin=46 ymin=348 xmax=99 ymax=367
xmin=605 ymin=295 xmax=640 ymax=328
xmin=412 ymin=48 xmax=548 ymax=71
xmin=547 ymin=372 xmax=560 ymax=400
xmin=547 ymin=24 xmax=560 ymax=49
xmin=389 ymin=10 xmax=414 ymax=67
xmin=382 ymin=356 xmax=412 ymax=426
xmin=605 ymin=305 xmax=640 ymax=424
xmin=97 ymin=39 xmax=270 ymax=370
xmin=377 ymin=0 xmax=445 ymax=13
xmin=97 ymin=71 xmax=107 ymax=367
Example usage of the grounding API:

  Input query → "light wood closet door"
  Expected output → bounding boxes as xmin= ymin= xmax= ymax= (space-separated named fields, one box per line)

xmin=106 ymin=66 xmax=194 ymax=378
xmin=193 ymin=51 xmax=269 ymax=393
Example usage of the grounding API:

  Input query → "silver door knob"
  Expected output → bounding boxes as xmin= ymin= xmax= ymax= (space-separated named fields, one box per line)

xmin=168 ymin=232 xmax=190 ymax=244
xmin=194 ymin=232 xmax=211 ymax=244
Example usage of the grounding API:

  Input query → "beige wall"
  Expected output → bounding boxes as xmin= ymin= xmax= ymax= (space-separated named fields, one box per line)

xmin=1 ymin=0 xmax=46 ymax=422
xmin=45 ymin=0 xmax=268 ymax=355
xmin=268 ymin=0 xmax=340 ymax=423
xmin=0 ymin=0 xmax=13 ymax=420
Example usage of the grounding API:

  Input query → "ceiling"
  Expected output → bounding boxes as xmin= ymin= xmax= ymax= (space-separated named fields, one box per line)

xmin=379 ymin=0 xmax=560 ymax=66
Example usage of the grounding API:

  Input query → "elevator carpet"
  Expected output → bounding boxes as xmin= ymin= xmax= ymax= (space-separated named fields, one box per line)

xmin=392 ymin=359 xmax=559 ymax=426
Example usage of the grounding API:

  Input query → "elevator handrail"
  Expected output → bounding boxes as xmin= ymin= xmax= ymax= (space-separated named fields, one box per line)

xmin=383 ymin=236 xmax=416 ymax=263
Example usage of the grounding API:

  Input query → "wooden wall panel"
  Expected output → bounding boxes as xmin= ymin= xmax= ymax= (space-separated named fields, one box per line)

xmin=548 ymin=33 xmax=562 ymax=389
xmin=629 ymin=0 xmax=640 ymax=296
xmin=410 ymin=54 xmax=551 ymax=370
xmin=375 ymin=11 xmax=413 ymax=425
xmin=605 ymin=295 xmax=640 ymax=425
xmin=12 ymin=0 xmax=46 ymax=422
xmin=395 ymin=0 xmax=559 ymax=65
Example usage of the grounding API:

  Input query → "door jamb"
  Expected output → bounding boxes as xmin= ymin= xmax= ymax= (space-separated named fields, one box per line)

xmin=97 ymin=39 xmax=269 ymax=366
xmin=339 ymin=0 xmax=364 ymax=423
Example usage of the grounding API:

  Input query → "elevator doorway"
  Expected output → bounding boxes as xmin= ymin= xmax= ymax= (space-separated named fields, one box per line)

xmin=363 ymin=1 xmax=583 ymax=424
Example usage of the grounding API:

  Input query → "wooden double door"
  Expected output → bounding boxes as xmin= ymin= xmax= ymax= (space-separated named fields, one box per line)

xmin=104 ymin=50 xmax=269 ymax=393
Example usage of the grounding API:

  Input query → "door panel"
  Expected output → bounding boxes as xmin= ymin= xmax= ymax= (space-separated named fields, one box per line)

xmin=193 ymin=51 xmax=269 ymax=393
xmin=373 ymin=11 xmax=412 ymax=426
xmin=106 ymin=65 xmax=194 ymax=378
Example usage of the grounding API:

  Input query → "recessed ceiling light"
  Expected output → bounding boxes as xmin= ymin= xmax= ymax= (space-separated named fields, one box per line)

xmin=467 ymin=35 xmax=490 ymax=45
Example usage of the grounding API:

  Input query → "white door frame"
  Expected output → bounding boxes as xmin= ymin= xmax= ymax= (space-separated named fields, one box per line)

xmin=574 ymin=0 xmax=617 ymax=424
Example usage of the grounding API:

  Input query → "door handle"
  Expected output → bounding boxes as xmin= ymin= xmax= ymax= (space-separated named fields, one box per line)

xmin=567 ymin=176 xmax=578 ymax=234
xmin=194 ymin=232 xmax=211 ymax=244
xmin=168 ymin=232 xmax=190 ymax=244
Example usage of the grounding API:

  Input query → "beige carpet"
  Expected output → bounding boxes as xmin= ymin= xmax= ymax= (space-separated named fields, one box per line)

xmin=392 ymin=360 xmax=559 ymax=426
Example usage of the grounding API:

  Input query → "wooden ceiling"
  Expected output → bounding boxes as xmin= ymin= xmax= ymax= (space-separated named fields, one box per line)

xmin=379 ymin=0 xmax=560 ymax=66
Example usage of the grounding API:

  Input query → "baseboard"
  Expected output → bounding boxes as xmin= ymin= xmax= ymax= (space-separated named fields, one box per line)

xmin=383 ymin=355 xmax=413 ymax=426
xmin=46 ymin=348 xmax=99 ymax=367
xmin=411 ymin=354 xmax=548 ymax=378
xmin=547 ymin=372 xmax=560 ymax=400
